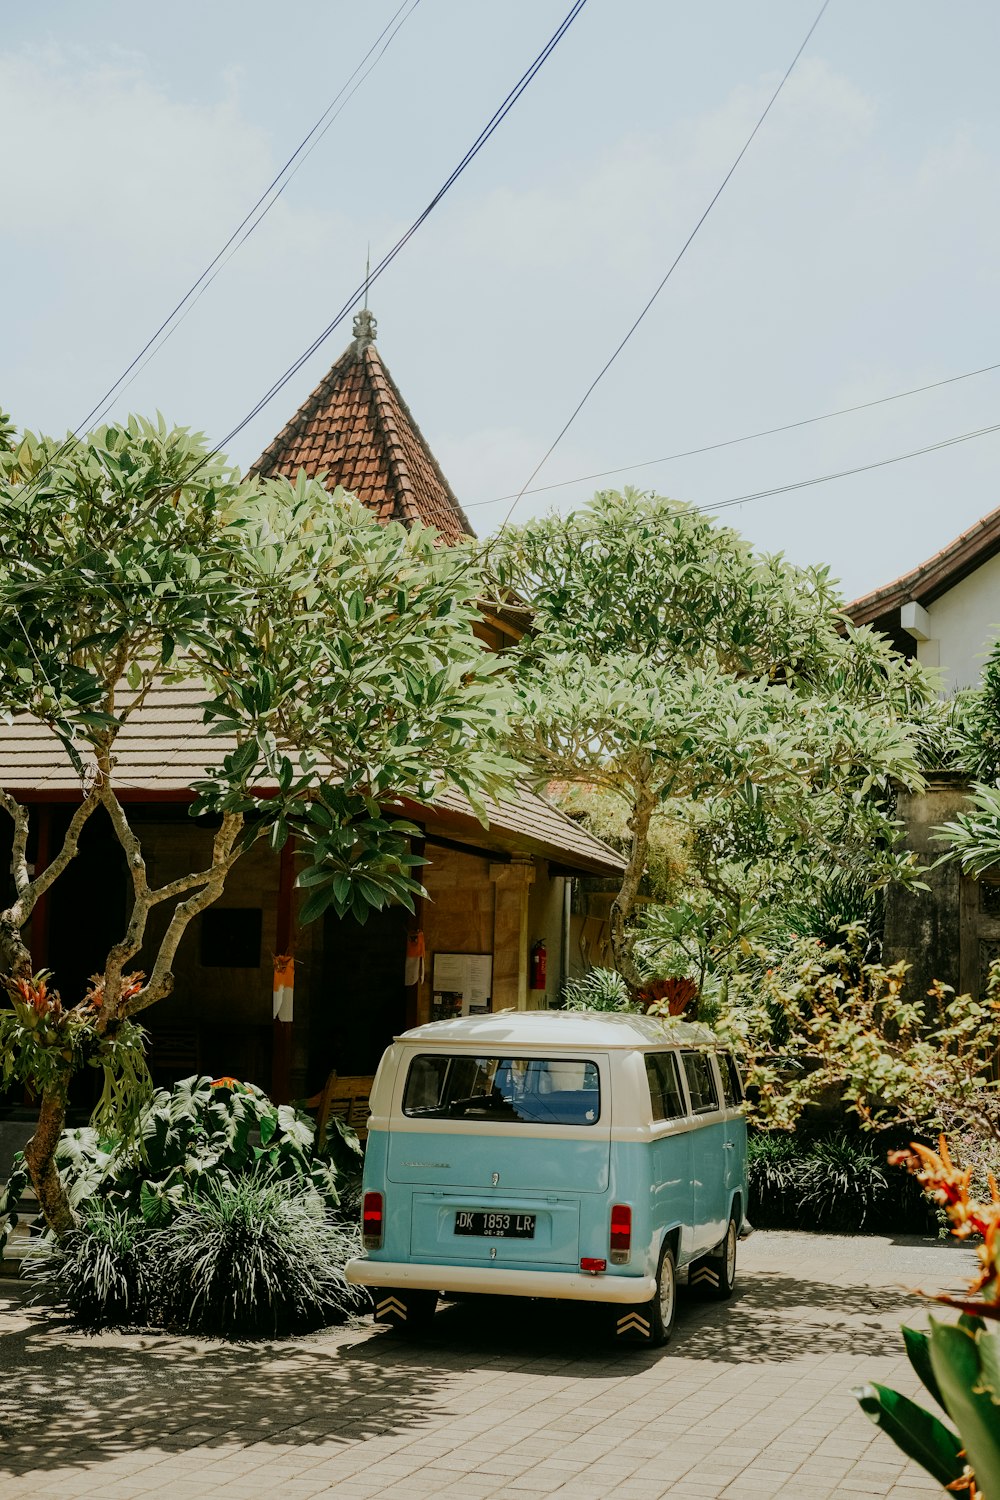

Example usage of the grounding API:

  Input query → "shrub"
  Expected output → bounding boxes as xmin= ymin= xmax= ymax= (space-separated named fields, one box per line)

xmin=748 ymin=1130 xmax=938 ymax=1234
xmin=24 ymin=1199 xmax=157 ymax=1328
xmin=156 ymin=1175 xmax=367 ymax=1338
xmin=47 ymin=1073 xmax=362 ymax=1228
xmin=561 ymin=968 xmax=634 ymax=1011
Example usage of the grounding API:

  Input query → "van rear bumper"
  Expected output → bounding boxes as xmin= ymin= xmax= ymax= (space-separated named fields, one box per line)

xmin=345 ymin=1258 xmax=657 ymax=1304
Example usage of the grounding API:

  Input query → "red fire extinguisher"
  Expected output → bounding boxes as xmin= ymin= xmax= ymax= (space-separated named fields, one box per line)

xmin=530 ymin=939 xmax=547 ymax=991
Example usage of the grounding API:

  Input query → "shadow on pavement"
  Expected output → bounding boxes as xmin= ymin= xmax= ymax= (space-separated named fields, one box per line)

xmin=0 ymin=1261 xmax=943 ymax=1475
xmin=0 ymin=1309 xmax=453 ymax=1477
xmin=348 ymin=1266 xmax=927 ymax=1371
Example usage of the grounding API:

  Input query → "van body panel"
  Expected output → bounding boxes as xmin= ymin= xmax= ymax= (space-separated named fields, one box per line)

xmin=386 ymin=1128 xmax=611 ymax=1195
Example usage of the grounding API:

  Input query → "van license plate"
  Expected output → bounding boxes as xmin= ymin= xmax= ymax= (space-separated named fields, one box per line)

xmin=455 ymin=1211 xmax=536 ymax=1238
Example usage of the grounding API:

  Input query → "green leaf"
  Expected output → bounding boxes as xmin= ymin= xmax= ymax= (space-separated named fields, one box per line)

xmin=852 ymin=1382 xmax=965 ymax=1489
xmin=929 ymin=1319 xmax=1000 ymax=1496
xmin=902 ymin=1326 xmax=947 ymax=1412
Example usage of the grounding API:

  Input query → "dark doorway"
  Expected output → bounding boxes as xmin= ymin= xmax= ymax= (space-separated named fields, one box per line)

xmin=311 ymin=904 xmax=408 ymax=1088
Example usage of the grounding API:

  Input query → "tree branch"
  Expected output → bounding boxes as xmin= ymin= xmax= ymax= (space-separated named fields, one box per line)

xmin=124 ymin=812 xmax=245 ymax=1016
xmin=98 ymin=785 xmax=153 ymax=1016
xmin=0 ymin=788 xmax=31 ymax=897
xmin=1 ymin=786 xmax=102 ymax=931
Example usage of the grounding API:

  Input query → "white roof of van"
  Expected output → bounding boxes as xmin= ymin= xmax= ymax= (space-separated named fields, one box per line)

xmin=395 ymin=1010 xmax=719 ymax=1050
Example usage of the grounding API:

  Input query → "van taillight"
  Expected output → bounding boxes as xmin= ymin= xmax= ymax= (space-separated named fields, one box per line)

xmin=610 ymin=1204 xmax=631 ymax=1264
xmin=363 ymin=1191 xmax=384 ymax=1249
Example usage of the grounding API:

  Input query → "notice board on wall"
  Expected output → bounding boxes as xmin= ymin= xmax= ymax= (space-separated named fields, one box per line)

xmin=431 ymin=952 xmax=493 ymax=1020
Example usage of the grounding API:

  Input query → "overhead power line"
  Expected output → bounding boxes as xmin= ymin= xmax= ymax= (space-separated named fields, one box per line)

xmin=694 ymin=415 xmax=1000 ymax=515
xmin=208 ymin=0 xmax=591 ymax=465
xmin=492 ymin=0 xmax=831 ymax=535
xmin=15 ymin=0 xmax=424 ymax=506
xmin=82 ymin=0 xmax=424 ymax=437
xmin=465 ymin=358 xmax=1000 ymax=510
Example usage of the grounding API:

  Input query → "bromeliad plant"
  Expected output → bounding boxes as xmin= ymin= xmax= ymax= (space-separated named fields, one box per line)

xmin=855 ymin=1138 xmax=1000 ymax=1499
xmin=0 ymin=970 xmax=150 ymax=1235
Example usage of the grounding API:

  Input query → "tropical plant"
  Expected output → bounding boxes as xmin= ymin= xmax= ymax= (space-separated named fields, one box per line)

xmin=739 ymin=928 xmax=1000 ymax=1153
xmin=0 ymin=1150 xmax=29 ymax=1259
xmin=0 ymin=415 xmax=517 ymax=1235
xmin=42 ymin=1074 xmax=361 ymax=1227
xmin=560 ymin=968 xmax=634 ymax=1011
xmin=490 ymin=489 xmax=930 ymax=990
xmin=936 ymin=783 xmax=1000 ymax=878
xmin=855 ymin=1137 xmax=1000 ymax=1499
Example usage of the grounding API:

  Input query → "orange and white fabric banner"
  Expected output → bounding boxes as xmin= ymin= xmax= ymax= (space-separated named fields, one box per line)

xmin=273 ymin=953 xmax=294 ymax=1023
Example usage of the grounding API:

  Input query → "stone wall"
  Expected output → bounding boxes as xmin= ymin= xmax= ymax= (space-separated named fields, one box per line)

xmin=883 ymin=776 xmax=973 ymax=1000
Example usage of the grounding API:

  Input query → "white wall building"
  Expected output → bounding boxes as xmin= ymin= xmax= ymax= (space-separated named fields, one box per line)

xmin=847 ymin=507 xmax=1000 ymax=691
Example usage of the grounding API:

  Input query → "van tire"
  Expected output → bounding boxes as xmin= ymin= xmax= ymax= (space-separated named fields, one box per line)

xmin=373 ymin=1288 xmax=438 ymax=1336
xmin=615 ymin=1243 xmax=677 ymax=1347
xmin=691 ymin=1213 xmax=738 ymax=1301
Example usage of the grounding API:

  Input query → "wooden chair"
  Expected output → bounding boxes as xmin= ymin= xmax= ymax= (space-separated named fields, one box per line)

xmin=303 ymin=1071 xmax=375 ymax=1147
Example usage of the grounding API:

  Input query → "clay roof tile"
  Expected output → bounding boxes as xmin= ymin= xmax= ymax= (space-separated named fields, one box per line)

xmin=250 ymin=310 xmax=474 ymax=545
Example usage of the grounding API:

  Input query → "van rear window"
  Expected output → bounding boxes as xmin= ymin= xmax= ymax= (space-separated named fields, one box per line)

xmin=403 ymin=1054 xmax=601 ymax=1126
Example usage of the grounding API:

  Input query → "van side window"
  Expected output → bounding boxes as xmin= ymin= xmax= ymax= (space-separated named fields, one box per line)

xmin=721 ymin=1051 xmax=745 ymax=1107
xmin=645 ymin=1052 xmax=685 ymax=1122
xmin=681 ymin=1051 xmax=719 ymax=1114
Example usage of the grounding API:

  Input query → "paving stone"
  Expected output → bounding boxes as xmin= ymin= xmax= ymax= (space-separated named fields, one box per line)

xmin=0 ymin=1231 xmax=977 ymax=1500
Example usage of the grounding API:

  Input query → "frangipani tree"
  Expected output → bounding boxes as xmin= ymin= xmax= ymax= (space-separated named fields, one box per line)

xmin=0 ymin=414 xmax=516 ymax=1232
xmin=490 ymin=489 xmax=930 ymax=990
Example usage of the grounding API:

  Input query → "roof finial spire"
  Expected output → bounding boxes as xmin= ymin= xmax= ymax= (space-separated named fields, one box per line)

xmin=353 ymin=246 xmax=377 ymax=354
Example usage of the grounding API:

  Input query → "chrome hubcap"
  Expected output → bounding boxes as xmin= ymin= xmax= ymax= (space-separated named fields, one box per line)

xmin=726 ymin=1223 xmax=736 ymax=1284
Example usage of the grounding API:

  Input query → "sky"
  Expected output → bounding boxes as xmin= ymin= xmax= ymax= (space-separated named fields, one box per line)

xmin=5 ymin=0 xmax=1000 ymax=603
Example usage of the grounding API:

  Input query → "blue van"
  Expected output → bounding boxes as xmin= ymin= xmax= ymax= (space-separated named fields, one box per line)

xmin=345 ymin=1011 xmax=748 ymax=1345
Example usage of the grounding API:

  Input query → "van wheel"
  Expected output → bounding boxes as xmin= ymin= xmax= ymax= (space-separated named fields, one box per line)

xmin=690 ymin=1213 xmax=738 ymax=1301
xmin=614 ymin=1244 xmax=677 ymax=1347
xmin=373 ymin=1288 xmax=438 ymax=1335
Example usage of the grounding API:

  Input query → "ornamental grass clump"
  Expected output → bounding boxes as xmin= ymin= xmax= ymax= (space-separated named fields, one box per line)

xmin=156 ymin=1175 xmax=367 ymax=1339
xmin=747 ymin=1130 xmax=935 ymax=1234
xmin=24 ymin=1198 xmax=157 ymax=1329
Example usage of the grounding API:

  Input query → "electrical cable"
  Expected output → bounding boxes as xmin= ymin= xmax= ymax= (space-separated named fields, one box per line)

xmin=489 ymin=0 xmax=831 ymax=538
xmin=693 ymin=415 xmax=1000 ymax=515
xmin=14 ymin=0 xmax=423 ymax=503
xmin=84 ymin=0 xmax=424 ymax=432
xmin=463 ymin=358 xmax=1000 ymax=510
xmin=204 ymin=0 xmax=591 ymax=468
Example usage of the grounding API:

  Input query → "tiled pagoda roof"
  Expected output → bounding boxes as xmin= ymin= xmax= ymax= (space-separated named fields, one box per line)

xmin=251 ymin=309 xmax=474 ymax=545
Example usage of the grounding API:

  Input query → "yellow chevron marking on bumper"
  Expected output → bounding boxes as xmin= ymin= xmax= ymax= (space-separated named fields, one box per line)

xmin=376 ymin=1296 xmax=407 ymax=1319
xmin=616 ymin=1312 xmax=650 ymax=1335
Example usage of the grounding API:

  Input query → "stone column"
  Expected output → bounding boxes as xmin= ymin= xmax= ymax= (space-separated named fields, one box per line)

xmin=490 ymin=858 xmax=535 ymax=1011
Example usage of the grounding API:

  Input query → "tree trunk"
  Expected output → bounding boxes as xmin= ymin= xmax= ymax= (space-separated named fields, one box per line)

xmin=609 ymin=790 xmax=654 ymax=992
xmin=0 ymin=918 xmax=31 ymax=982
xmin=23 ymin=1088 xmax=75 ymax=1237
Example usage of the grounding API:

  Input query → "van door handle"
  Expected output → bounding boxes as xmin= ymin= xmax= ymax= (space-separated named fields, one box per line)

xmin=723 ymin=1141 xmax=736 ymax=1150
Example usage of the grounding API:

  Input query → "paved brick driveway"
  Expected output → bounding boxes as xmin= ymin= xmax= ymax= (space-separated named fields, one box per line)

xmin=0 ymin=1231 xmax=975 ymax=1500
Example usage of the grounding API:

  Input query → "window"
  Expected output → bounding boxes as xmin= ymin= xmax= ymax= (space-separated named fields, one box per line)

xmin=403 ymin=1054 xmax=601 ymax=1126
xmin=681 ymin=1051 xmax=719 ymax=1114
xmin=645 ymin=1052 xmax=685 ymax=1122
xmin=199 ymin=907 xmax=262 ymax=968
xmin=720 ymin=1052 xmax=745 ymax=1107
